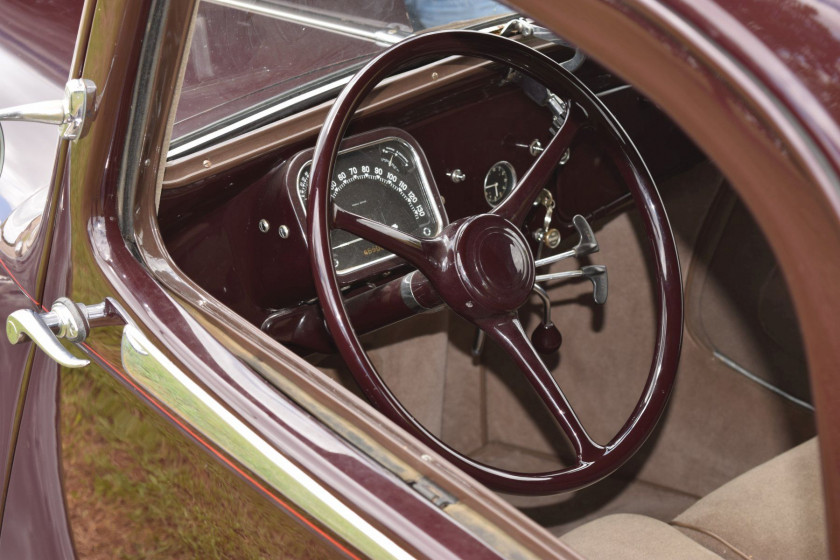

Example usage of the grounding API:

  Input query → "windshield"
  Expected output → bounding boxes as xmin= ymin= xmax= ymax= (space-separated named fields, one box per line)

xmin=172 ymin=0 xmax=514 ymax=149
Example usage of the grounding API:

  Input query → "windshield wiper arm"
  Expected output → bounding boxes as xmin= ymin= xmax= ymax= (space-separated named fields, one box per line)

xmin=205 ymin=0 xmax=412 ymax=46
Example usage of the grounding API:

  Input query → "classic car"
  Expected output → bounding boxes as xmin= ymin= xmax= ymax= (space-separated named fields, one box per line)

xmin=0 ymin=0 xmax=836 ymax=558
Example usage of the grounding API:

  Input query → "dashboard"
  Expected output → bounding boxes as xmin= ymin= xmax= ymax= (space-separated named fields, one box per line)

xmin=159 ymin=50 xmax=702 ymax=346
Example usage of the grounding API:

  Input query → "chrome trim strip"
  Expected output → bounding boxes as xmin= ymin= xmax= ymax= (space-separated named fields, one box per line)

xmin=121 ymin=324 xmax=413 ymax=560
xmin=204 ymin=0 xmax=410 ymax=45
xmin=167 ymin=74 xmax=352 ymax=159
xmin=595 ymin=84 xmax=633 ymax=98
xmin=166 ymin=22 xmax=509 ymax=160
xmin=714 ymin=350 xmax=814 ymax=411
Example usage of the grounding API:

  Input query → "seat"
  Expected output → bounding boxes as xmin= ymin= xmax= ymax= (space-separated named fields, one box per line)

xmin=561 ymin=438 xmax=828 ymax=560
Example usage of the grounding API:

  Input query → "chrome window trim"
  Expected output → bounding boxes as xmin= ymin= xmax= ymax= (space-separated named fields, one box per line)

xmin=121 ymin=323 xmax=415 ymax=560
xmin=205 ymin=0 xmax=411 ymax=46
xmin=167 ymin=74 xmax=353 ymax=160
xmin=166 ymin=21 xmax=516 ymax=161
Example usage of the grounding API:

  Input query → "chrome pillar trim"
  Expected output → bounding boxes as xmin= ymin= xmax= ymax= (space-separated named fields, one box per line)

xmin=120 ymin=324 xmax=413 ymax=560
xmin=0 ymin=79 xmax=96 ymax=140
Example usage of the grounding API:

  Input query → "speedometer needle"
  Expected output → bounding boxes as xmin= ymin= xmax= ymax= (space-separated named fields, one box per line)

xmin=333 ymin=237 xmax=364 ymax=249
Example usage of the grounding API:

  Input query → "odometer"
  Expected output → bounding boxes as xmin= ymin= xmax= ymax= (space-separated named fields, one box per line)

xmin=296 ymin=134 xmax=443 ymax=276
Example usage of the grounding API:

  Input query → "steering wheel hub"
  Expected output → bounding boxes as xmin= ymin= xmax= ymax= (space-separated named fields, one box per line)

xmin=454 ymin=215 xmax=535 ymax=313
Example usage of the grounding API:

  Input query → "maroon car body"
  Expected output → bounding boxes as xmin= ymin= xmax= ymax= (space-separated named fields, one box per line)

xmin=0 ymin=0 xmax=837 ymax=558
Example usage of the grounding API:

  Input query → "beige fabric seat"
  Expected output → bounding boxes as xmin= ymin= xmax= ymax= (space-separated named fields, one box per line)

xmin=561 ymin=438 xmax=827 ymax=560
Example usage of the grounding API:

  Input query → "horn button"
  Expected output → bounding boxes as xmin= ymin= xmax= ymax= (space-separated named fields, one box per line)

xmin=450 ymin=215 xmax=535 ymax=316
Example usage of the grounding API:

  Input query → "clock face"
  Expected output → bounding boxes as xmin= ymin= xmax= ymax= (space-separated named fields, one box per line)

xmin=483 ymin=161 xmax=516 ymax=207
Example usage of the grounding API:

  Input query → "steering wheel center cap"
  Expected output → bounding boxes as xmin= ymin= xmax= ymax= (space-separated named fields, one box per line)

xmin=455 ymin=215 xmax=535 ymax=313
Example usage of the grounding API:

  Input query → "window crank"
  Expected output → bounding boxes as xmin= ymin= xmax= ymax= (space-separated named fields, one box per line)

xmin=6 ymin=298 xmax=122 ymax=368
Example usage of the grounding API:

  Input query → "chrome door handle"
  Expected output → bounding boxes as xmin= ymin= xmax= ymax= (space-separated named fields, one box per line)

xmin=6 ymin=298 xmax=116 ymax=368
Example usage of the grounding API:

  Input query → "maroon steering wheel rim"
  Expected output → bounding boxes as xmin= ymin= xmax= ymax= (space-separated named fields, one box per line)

xmin=307 ymin=30 xmax=683 ymax=494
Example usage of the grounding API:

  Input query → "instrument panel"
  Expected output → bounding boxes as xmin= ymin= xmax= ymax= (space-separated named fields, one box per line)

xmin=285 ymin=128 xmax=447 ymax=279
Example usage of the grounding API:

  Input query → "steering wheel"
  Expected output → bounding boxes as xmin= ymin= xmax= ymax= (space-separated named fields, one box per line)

xmin=307 ymin=30 xmax=682 ymax=494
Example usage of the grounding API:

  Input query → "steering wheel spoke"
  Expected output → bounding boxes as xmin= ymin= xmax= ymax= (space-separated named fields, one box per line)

xmin=492 ymin=102 xmax=585 ymax=225
xmin=476 ymin=314 xmax=603 ymax=461
xmin=331 ymin=203 xmax=438 ymax=272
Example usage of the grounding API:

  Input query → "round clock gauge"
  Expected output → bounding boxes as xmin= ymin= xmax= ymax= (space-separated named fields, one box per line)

xmin=483 ymin=161 xmax=516 ymax=206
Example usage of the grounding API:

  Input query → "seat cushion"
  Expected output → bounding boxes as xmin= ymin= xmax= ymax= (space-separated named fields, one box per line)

xmin=672 ymin=437 xmax=827 ymax=560
xmin=561 ymin=514 xmax=724 ymax=560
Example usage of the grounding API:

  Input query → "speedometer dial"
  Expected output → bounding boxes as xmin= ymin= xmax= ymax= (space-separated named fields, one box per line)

xmin=296 ymin=133 xmax=443 ymax=276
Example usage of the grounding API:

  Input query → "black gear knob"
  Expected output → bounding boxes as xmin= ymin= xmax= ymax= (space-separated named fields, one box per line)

xmin=531 ymin=322 xmax=562 ymax=354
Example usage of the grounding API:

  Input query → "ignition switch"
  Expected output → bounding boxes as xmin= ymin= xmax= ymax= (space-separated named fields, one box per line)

xmin=533 ymin=189 xmax=561 ymax=249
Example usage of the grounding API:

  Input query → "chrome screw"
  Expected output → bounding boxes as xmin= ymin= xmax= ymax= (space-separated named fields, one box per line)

xmin=559 ymin=148 xmax=571 ymax=165
xmin=447 ymin=169 xmax=466 ymax=183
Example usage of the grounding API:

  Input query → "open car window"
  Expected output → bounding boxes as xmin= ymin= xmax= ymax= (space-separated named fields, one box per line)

xmin=171 ymin=0 xmax=513 ymax=151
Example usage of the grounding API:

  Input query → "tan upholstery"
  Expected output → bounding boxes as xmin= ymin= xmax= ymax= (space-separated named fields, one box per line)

xmin=561 ymin=438 xmax=826 ymax=559
xmin=673 ymin=438 xmax=827 ymax=560
xmin=561 ymin=514 xmax=723 ymax=560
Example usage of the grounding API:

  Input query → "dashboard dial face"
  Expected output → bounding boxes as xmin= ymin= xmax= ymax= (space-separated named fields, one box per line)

xmin=297 ymin=136 xmax=442 ymax=276
xmin=483 ymin=161 xmax=517 ymax=207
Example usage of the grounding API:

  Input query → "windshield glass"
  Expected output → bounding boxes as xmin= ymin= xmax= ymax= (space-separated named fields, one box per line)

xmin=172 ymin=0 xmax=513 ymax=147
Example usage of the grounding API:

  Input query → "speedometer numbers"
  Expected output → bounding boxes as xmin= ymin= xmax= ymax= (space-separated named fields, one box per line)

xmin=484 ymin=161 xmax=516 ymax=207
xmin=292 ymin=129 xmax=445 ymax=278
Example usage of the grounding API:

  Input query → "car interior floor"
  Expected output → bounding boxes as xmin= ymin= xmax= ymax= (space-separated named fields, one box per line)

xmin=313 ymin=158 xmax=817 ymax=535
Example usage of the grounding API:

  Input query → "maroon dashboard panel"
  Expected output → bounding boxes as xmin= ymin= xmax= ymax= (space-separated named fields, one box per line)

xmin=162 ymin=71 xmax=701 ymax=332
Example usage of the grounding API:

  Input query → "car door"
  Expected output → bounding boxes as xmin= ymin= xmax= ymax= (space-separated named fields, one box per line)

xmin=0 ymin=0 xmax=84 ymax=554
xmin=0 ymin=1 xmax=578 ymax=558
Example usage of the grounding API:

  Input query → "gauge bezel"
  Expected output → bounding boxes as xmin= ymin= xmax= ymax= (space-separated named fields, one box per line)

xmin=282 ymin=127 xmax=448 ymax=283
xmin=483 ymin=160 xmax=517 ymax=207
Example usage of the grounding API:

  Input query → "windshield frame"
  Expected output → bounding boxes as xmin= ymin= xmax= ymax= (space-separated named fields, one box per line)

xmin=167 ymin=8 xmax=518 ymax=160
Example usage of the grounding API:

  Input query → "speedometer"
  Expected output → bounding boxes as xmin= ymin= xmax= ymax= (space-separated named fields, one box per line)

xmin=294 ymin=131 xmax=445 ymax=276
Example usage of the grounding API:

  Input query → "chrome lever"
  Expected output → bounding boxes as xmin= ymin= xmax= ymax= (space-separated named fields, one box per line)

xmin=6 ymin=298 xmax=116 ymax=368
xmin=534 ymin=214 xmax=598 ymax=268
xmin=471 ymin=328 xmax=486 ymax=361
xmin=530 ymin=285 xmax=562 ymax=354
xmin=535 ymin=265 xmax=608 ymax=304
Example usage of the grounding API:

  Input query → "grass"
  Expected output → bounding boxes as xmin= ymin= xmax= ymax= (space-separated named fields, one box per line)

xmin=60 ymin=355 xmax=342 ymax=560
